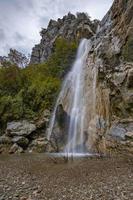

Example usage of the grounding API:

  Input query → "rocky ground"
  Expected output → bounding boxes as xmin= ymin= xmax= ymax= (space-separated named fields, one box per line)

xmin=0 ymin=154 xmax=132 ymax=200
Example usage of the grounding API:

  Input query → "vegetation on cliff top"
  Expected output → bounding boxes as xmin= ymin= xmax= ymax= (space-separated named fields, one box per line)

xmin=0 ymin=38 xmax=77 ymax=130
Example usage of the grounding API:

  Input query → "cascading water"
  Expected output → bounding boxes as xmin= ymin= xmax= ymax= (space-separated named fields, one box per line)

xmin=47 ymin=39 xmax=92 ymax=156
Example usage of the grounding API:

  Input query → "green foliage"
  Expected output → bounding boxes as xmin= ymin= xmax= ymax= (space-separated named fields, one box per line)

xmin=0 ymin=37 xmax=77 ymax=128
xmin=0 ymin=65 xmax=22 ymax=95
xmin=46 ymin=37 xmax=77 ymax=77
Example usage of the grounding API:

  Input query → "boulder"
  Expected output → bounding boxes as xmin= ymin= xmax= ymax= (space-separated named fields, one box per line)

xmin=28 ymin=137 xmax=49 ymax=153
xmin=9 ymin=143 xmax=24 ymax=154
xmin=125 ymin=132 xmax=133 ymax=139
xmin=49 ymin=104 xmax=70 ymax=152
xmin=109 ymin=125 xmax=126 ymax=140
xmin=12 ymin=136 xmax=29 ymax=149
xmin=6 ymin=120 xmax=36 ymax=137
xmin=0 ymin=135 xmax=12 ymax=144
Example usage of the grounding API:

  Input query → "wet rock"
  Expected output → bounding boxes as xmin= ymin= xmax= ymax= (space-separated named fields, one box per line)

xmin=49 ymin=104 xmax=70 ymax=152
xmin=56 ymin=104 xmax=69 ymax=129
xmin=6 ymin=120 xmax=36 ymax=137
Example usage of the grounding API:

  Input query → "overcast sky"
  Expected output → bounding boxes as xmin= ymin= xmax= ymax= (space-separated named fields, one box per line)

xmin=0 ymin=0 xmax=113 ymax=56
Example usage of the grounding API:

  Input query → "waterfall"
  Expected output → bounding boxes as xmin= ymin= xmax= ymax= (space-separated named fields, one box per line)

xmin=47 ymin=39 xmax=92 ymax=156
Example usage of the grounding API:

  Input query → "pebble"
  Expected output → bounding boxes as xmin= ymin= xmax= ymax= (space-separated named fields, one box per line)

xmin=0 ymin=154 xmax=132 ymax=200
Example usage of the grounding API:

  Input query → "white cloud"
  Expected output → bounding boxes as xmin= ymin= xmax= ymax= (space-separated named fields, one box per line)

xmin=0 ymin=0 xmax=113 ymax=56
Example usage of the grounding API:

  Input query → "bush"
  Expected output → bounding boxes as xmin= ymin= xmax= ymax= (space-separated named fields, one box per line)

xmin=0 ymin=65 xmax=22 ymax=95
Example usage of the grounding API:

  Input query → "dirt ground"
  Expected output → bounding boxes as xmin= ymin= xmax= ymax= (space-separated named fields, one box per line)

xmin=0 ymin=153 xmax=132 ymax=200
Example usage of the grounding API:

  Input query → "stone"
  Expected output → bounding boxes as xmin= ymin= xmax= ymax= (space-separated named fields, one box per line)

xmin=0 ymin=135 xmax=12 ymax=144
xmin=112 ymin=72 xmax=127 ymax=85
xmin=45 ymin=142 xmax=55 ymax=153
xmin=56 ymin=104 xmax=69 ymax=128
xmin=12 ymin=136 xmax=29 ymax=149
xmin=109 ymin=125 xmax=126 ymax=140
xmin=125 ymin=132 xmax=133 ymax=139
xmin=28 ymin=137 xmax=48 ymax=153
xmin=49 ymin=104 xmax=70 ymax=151
xmin=9 ymin=143 xmax=23 ymax=154
xmin=6 ymin=120 xmax=36 ymax=137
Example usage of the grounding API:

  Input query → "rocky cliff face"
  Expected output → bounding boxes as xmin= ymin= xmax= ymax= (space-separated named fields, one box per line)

xmin=49 ymin=0 xmax=133 ymax=155
xmin=0 ymin=49 xmax=29 ymax=67
xmin=84 ymin=0 xmax=133 ymax=154
xmin=30 ymin=12 xmax=99 ymax=64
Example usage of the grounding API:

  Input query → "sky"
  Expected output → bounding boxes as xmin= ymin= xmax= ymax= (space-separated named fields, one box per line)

xmin=0 ymin=0 xmax=113 ymax=56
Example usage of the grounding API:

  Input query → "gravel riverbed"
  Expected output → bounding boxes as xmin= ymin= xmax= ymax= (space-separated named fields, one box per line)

xmin=0 ymin=154 xmax=132 ymax=200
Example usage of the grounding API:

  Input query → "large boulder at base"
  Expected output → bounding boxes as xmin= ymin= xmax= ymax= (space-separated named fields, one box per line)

xmin=109 ymin=122 xmax=133 ymax=141
xmin=6 ymin=120 xmax=36 ymax=137
xmin=12 ymin=136 xmax=29 ymax=149
xmin=105 ymin=121 xmax=133 ymax=153
xmin=48 ymin=104 xmax=70 ymax=152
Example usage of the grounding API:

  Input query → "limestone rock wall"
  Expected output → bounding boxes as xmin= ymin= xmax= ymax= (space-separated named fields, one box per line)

xmin=85 ymin=0 xmax=133 ymax=154
xmin=30 ymin=12 xmax=99 ymax=64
